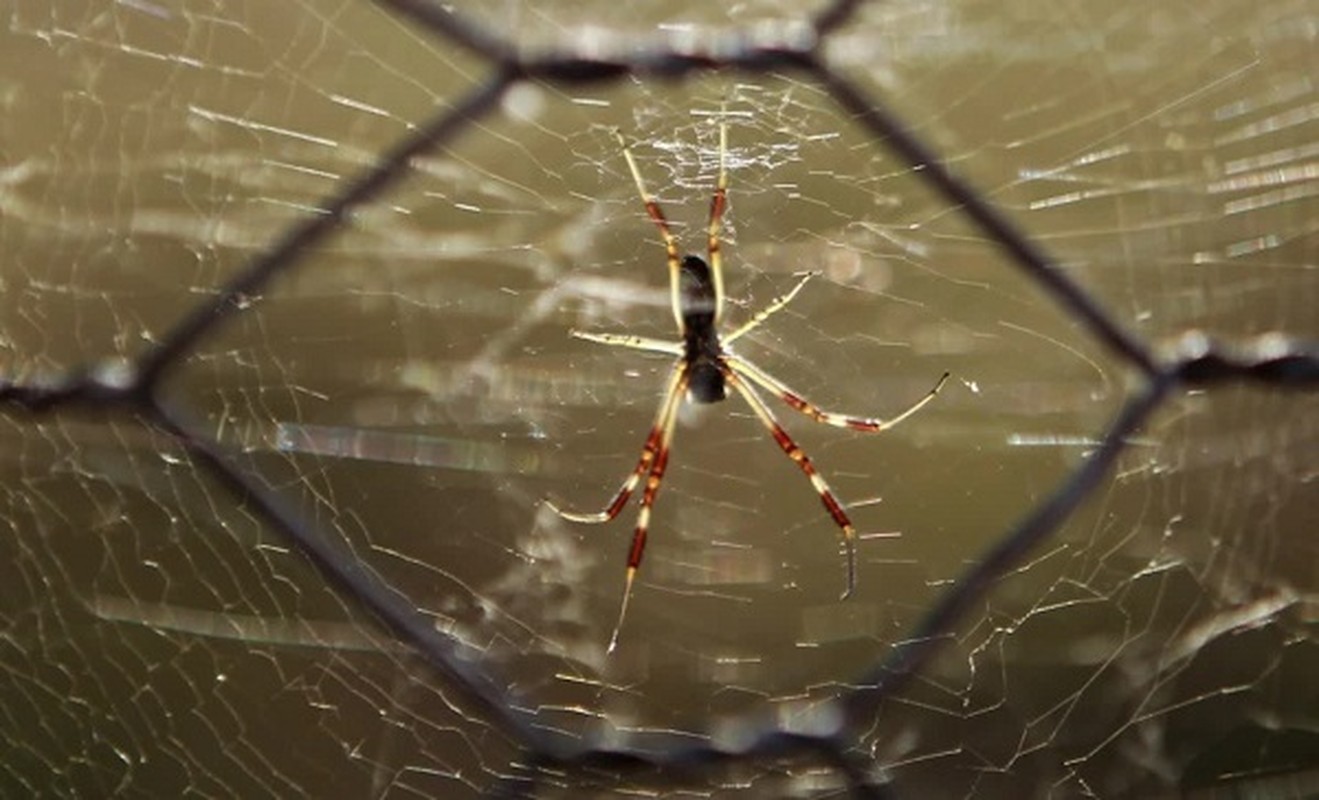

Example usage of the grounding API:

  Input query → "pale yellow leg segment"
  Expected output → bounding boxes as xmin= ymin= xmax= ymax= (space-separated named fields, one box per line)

xmin=707 ymin=117 xmax=729 ymax=324
xmin=568 ymin=330 xmax=684 ymax=356
xmin=723 ymin=271 xmax=818 ymax=345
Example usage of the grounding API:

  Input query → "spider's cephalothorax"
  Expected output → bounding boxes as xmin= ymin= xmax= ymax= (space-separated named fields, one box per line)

xmin=679 ymin=255 xmax=727 ymax=404
xmin=547 ymin=121 xmax=949 ymax=652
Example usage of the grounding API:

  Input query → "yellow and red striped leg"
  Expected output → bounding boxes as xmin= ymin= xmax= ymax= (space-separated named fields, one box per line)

xmin=723 ymin=367 xmax=859 ymax=600
xmin=706 ymin=118 xmax=729 ymax=324
xmin=546 ymin=364 xmax=686 ymax=523
xmin=615 ymin=130 xmax=686 ymax=331
xmin=608 ymin=369 xmax=688 ymax=652
xmin=727 ymin=353 xmax=949 ymax=433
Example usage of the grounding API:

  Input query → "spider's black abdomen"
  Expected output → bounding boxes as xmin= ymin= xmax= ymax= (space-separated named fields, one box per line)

xmin=687 ymin=359 xmax=726 ymax=404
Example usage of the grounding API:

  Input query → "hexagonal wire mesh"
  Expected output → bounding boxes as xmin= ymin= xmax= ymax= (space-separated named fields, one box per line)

xmin=1 ymin=1 xmax=1317 ymax=797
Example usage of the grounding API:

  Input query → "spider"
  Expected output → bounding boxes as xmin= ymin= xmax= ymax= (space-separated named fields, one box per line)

xmin=549 ymin=120 xmax=949 ymax=651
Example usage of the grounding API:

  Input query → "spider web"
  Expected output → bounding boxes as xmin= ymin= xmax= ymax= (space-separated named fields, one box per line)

xmin=1 ymin=0 xmax=1317 ymax=797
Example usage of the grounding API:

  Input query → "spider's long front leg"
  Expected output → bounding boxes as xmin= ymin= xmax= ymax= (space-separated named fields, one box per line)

xmin=616 ymin=130 xmax=686 ymax=332
xmin=705 ymin=117 xmax=729 ymax=325
xmin=722 ymin=366 xmax=859 ymax=600
xmin=727 ymin=353 xmax=950 ymax=433
xmin=546 ymin=363 xmax=686 ymax=523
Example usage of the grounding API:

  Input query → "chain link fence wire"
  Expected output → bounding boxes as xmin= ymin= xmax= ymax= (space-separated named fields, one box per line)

xmin=3 ymin=1 xmax=1318 ymax=797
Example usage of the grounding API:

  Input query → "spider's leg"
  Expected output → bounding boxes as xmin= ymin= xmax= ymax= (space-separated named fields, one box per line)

xmin=568 ymin=330 xmax=684 ymax=356
xmin=727 ymin=353 xmax=950 ymax=432
xmin=546 ymin=362 xmax=686 ymax=523
xmin=609 ymin=368 xmax=688 ymax=653
xmin=615 ymin=130 xmax=685 ymax=332
xmin=706 ymin=116 xmax=729 ymax=324
xmin=723 ymin=271 xmax=819 ymax=345
xmin=722 ymin=366 xmax=858 ymax=600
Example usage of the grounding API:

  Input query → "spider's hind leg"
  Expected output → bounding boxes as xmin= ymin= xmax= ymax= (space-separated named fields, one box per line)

xmin=544 ymin=363 xmax=686 ymax=524
xmin=722 ymin=365 xmax=859 ymax=599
